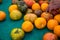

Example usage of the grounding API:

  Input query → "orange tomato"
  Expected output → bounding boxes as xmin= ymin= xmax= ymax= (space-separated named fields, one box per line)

xmin=32 ymin=3 xmax=40 ymax=10
xmin=54 ymin=25 xmax=60 ymax=37
xmin=0 ymin=11 xmax=6 ymax=21
xmin=54 ymin=14 xmax=60 ymax=23
xmin=34 ymin=17 xmax=46 ymax=29
xmin=41 ymin=3 xmax=48 ymax=11
xmin=41 ymin=12 xmax=53 ymax=21
xmin=9 ymin=4 xmax=18 ymax=13
xmin=47 ymin=19 xmax=58 ymax=30
xmin=22 ymin=21 xmax=34 ymax=32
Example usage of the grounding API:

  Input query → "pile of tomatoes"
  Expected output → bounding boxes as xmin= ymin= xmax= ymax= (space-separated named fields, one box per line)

xmin=0 ymin=0 xmax=60 ymax=40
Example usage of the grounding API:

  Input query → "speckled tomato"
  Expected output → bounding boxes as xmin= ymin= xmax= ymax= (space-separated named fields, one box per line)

xmin=43 ymin=32 xmax=58 ymax=40
xmin=11 ymin=28 xmax=25 ymax=40
xmin=41 ymin=12 xmax=53 ymax=21
xmin=17 ymin=1 xmax=28 ymax=13
xmin=24 ymin=13 xmax=37 ymax=23
xmin=10 ymin=10 xmax=22 ymax=20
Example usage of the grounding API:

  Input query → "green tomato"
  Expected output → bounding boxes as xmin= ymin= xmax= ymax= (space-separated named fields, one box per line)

xmin=11 ymin=28 xmax=25 ymax=40
xmin=17 ymin=1 xmax=28 ymax=13
xmin=10 ymin=10 xmax=22 ymax=20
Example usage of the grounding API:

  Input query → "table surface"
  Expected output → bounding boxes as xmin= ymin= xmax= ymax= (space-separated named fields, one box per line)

xmin=0 ymin=0 xmax=57 ymax=40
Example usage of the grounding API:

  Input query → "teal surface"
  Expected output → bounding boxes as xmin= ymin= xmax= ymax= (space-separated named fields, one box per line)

xmin=0 ymin=0 xmax=52 ymax=40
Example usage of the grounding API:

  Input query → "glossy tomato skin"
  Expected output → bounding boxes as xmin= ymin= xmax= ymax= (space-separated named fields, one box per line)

xmin=0 ymin=11 xmax=6 ymax=21
xmin=24 ymin=0 xmax=35 ymax=7
xmin=43 ymin=33 xmax=58 ymax=40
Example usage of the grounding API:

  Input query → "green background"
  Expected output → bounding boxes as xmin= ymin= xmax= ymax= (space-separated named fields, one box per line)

xmin=0 ymin=0 xmax=58 ymax=40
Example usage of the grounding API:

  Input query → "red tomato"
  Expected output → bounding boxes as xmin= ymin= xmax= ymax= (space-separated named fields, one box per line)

xmin=43 ymin=32 xmax=58 ymax=40
xmin=24 ymin=0 xmax=35 ymax=7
